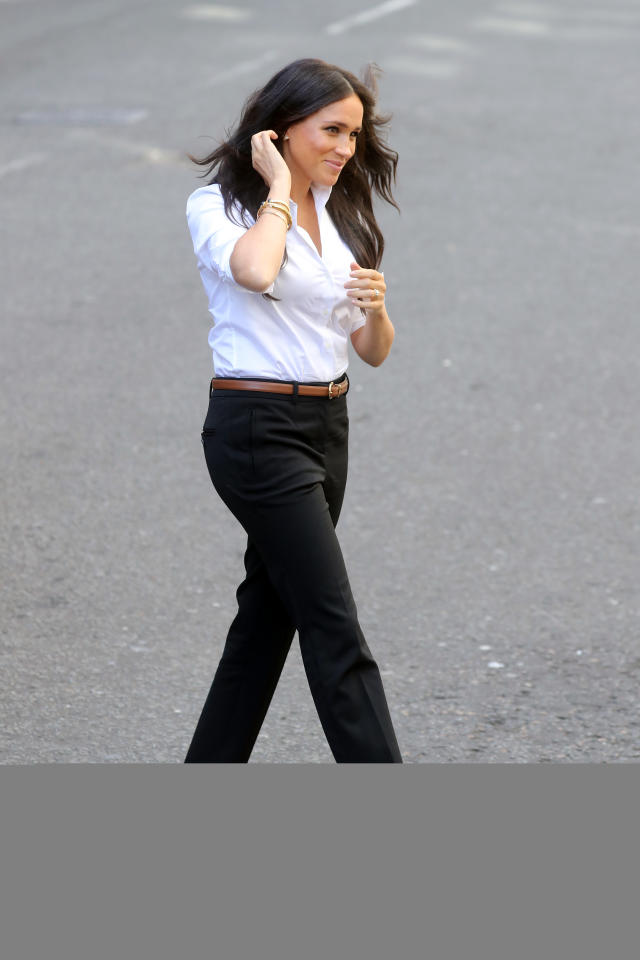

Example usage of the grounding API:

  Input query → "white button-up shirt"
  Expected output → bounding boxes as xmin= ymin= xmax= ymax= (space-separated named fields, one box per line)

xmin=186 ymin=182 xmax=366 ymax=382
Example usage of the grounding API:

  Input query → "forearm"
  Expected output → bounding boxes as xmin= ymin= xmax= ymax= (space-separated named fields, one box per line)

xmin=229 ymin=177 xmax=291 ymax=292
xmin=352 ymin=305 xmax=395 ymax=367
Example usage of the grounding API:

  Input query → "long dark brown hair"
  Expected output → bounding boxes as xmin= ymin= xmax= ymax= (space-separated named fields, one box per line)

xmin=189 ymin=58 xmax=399 ymax=274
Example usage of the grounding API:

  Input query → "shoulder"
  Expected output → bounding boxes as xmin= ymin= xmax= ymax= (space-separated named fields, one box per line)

xmin=186 ymin=183 xmax=251 ymax=230
xmin=186 ymin=182 xmax=224 ymax=215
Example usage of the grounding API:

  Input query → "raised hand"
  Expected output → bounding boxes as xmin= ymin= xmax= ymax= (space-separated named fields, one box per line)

xmin=251 ymin=130 xmax=291 ymax=191
xmin=344 ymin=261 xmax=386 ymax=314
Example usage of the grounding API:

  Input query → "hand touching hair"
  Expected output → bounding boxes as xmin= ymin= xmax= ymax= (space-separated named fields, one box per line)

xmin=188 ymin=58 xmax=399 ymax=273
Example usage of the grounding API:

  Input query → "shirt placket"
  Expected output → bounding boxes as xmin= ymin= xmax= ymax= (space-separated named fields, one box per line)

xmin=289 ymin=193 xmax=341 ymax=377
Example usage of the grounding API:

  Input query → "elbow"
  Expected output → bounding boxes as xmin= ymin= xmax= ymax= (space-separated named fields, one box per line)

xmin=366 ymin=354 xmax=390 ymax=368
xmin=229 ymin=252 xmax=275 ymax=293
xmin=230 ymin=263 xmax=274 ymax=293
xmin=243 ymin=273 xmax=275 ymax=293
xmin=358 ymin=347 xmax=389 ymax=367
xmin=363 ymin=354 xmax=385 ymax=368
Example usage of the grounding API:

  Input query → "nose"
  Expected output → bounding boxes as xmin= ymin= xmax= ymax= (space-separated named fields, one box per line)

xmin=335 ymin=141 xmax=353 ymax=159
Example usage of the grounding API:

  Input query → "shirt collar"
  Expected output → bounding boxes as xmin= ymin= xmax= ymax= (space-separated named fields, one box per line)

xmin=288 ymin=183 xmax=333 ymax=213
xmin=310 ymin=182 xmax=333 ymax=210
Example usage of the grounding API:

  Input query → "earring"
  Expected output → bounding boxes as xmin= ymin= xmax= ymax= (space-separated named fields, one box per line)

xmin=284 ymin=135 xmax=289 ymax=140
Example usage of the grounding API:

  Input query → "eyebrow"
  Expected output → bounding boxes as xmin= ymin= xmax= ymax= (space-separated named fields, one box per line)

xmin=324 ymin=120 xmax=362 ymax=131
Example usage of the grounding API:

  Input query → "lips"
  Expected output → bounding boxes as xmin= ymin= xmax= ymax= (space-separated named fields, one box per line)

xmin=325 ymin=160 xmax=344 ymax=170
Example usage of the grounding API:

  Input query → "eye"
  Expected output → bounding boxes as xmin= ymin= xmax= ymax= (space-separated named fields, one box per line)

xmin=324 ymin=126 xmax=360 ymax=136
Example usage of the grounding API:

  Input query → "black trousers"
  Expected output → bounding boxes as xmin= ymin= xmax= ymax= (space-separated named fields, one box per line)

xmin=184 ymin=381 xmax=403 ymax=763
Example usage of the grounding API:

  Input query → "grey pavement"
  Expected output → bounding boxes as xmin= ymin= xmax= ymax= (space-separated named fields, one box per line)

xmin=1 ymin=0 xmax=639 ymax=762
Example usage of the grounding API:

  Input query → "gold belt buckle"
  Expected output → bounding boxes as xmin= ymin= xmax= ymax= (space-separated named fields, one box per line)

xmin=328 ymin=377 xmax=347 ymax=399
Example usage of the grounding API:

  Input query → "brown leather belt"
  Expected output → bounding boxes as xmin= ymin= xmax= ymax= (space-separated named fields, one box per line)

xmin=210 ymin=375 xmax=349 ymax=399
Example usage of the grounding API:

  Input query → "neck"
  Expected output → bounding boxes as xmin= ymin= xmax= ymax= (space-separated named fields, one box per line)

xmin=289 ymin=174 xmax=312 ymax=206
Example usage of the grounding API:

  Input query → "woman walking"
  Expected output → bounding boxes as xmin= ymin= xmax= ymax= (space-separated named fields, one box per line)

xmin=184 ymin=58 xmax=403 ymax=762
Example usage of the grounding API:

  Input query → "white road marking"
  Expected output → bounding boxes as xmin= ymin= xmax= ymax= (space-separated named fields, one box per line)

xmin=474 ymin=12 xmax=638 ymax=42
xmin=383 ymin=56 xmax=460 ymax=78
xmin=562 ymin=215 xmax=640 ymax=239
xmin=325 ymin=0 xmax=417 ymax=36
xmin=182 ymin=4 xmax=252 ymax=21
xmin=579 ymin=10 xmax=640 ymax=23
xmin=498 ymin=3 xmax=640 ymax=24
xmin=67 ymin=130 xmax=188 ymax=165
xmin=15 ymin=107 xmax=148 ymax=125
xmin=496 ymin=3 xmax=640 ymax=29
xmin=558 ymin=25 xmax=640 ymax=40
xmin=472 ymin=16 xmax=551 ymax=36
xmin=0 ymin=153 xmax=46 ymax=180
xmin=497 ymin=2 xmax=553 ymax=15
xmin=406 ymin=34 xmax=473 ymax=53
xmin=198 ymin=50 xmax=280 ymax=87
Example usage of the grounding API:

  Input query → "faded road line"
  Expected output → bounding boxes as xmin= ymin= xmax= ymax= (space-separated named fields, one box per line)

xmin=67 ymin=130 xmax=188 ymax=165
xmin=182 ymin=4 xmax=252 ymax=21
xmin=472 ymin=16 xmax=551 ymax=36
xmin=0 ymin=153 xmax=46 ymax=180
xmin=383 ymin=56 xmax=460 ymax=78
xmin=561 ymin=214 xmax=640 ymax=239
xmin=197 ymin=50 xmax=280 ymax=88
xmin=325 ymin=0 xmax=417 ymax=36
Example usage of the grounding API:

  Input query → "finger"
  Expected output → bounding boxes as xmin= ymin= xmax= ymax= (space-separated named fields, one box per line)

xmin=350 ymin=301 xmax=384 ymax=311
xmin=345 ymin=276 xmax=385 ymax=287
xmin=346 ymin=282 xmax=382 ymax=293
xmin=347 ymin=290 xmax=385 ymax=304
xmin=345 ymin=281 xmax=386 ymax=295
xmin=344 ymin=278 xmax=374 ymax=289
xmin=252 ymin=131 xmax=275 ymax=145
xmin=349 ymin=263 xmax=379 ymax=278
xmin=347 ymin=270 xmax=383 ymax=283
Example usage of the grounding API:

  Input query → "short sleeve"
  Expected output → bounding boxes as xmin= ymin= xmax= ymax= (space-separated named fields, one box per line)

xmin=349 ymin=306 xmax=367 ymax=334
xmin=186 ymin=185 xmax=274 ymax=292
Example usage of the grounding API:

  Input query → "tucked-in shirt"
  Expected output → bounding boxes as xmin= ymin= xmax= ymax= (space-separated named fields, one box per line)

xmin=186 ymin=181 xmax=366 ymax=382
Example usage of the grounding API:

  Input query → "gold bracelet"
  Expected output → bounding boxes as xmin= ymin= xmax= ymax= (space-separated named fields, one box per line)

xmin=262 ymin=200 xmax=292 ymax=228
xmin=258 ymin=198 xmax=292 ymax=229
xmin=257 ymin=207 xmax=290 ymax=229
xmin=266 ymin=198 xmax=291 ymax=212
xmin=257 ymin=206 xmax=291 ymax=230
xmin=265 ymin=197 xmax=291 ymax=209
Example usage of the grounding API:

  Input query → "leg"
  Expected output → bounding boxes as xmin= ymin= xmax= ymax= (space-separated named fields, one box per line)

xmin=185 ymin=539 xmax=295 ymax=762
xmin=190 ymin=392 xmax=402 ymax=763
xmin=221 ymin=482 xmax=402 ymax=763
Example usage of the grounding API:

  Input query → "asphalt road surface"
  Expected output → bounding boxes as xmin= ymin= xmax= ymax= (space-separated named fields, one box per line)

xmin=2 ymin=0 xmax=639 ymax=762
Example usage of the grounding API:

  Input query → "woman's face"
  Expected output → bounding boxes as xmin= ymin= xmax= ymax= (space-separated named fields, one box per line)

xmin=283 ymin=94 xmax=364 ymax=187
